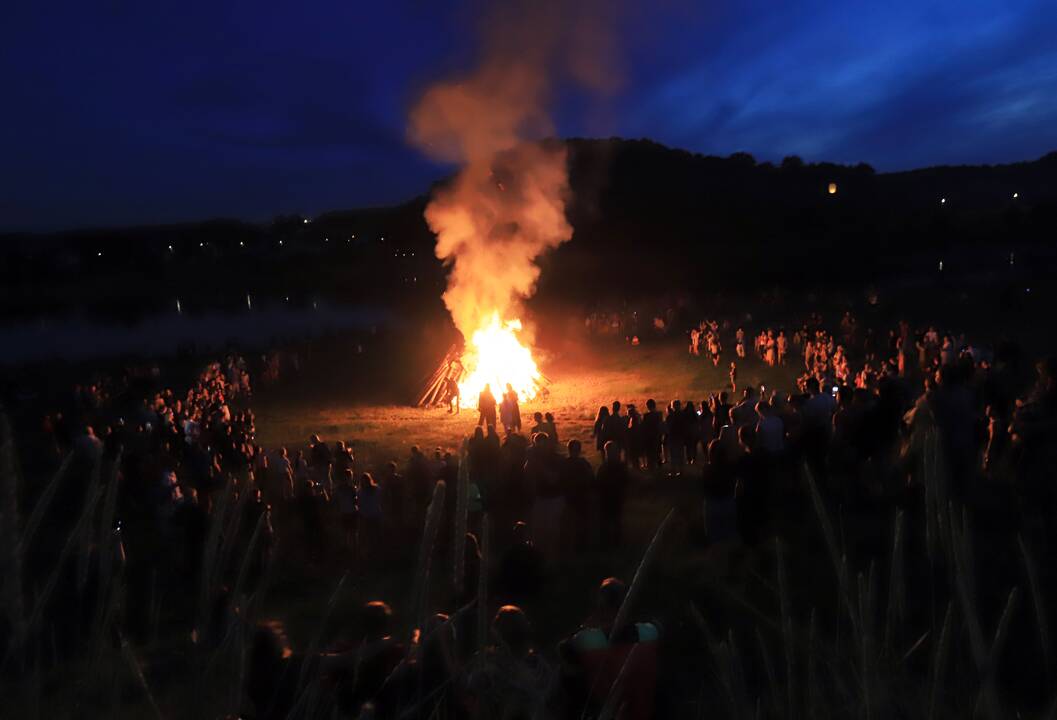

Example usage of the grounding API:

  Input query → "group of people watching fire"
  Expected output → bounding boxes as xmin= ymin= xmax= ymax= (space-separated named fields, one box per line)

xmin=10 ymin=304 xmax=1057 ymax=719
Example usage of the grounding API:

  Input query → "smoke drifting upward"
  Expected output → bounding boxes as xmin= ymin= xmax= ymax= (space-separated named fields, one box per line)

xmin=409 ymin=0 xmax=617 ymax=339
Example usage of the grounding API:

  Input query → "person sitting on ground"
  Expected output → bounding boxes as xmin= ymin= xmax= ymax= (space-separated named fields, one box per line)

xmin=558 ymin=577 xmax=660 ymax=720
xmin=530 ymin=411 xmax=546 ymax=438
xmin=325 ymin=600 xmax=405 ymax=719
xmin=247 ymin=622 xmax=306 ymax=720
xmin=466 ymin=605 xmax=554 ymax=720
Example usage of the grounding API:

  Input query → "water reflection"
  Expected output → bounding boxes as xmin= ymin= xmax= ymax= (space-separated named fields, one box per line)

xmin=0 ymin=304 xmax=384 ymax=364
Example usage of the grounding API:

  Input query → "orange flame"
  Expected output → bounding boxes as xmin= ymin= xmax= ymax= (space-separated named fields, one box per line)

xmin=458 ymin=312 xmax=541 ymax=408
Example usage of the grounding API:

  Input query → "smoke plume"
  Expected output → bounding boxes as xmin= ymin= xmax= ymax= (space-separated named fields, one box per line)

xmin=409 ymin=0 xmax=617 ymax=339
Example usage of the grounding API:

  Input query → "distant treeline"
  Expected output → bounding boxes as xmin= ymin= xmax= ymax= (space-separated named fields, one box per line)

xmin=3 ymin=138 xmax=1056 ymax=320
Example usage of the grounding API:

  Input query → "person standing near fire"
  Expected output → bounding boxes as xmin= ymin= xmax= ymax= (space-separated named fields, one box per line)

xmin=444 ymin=376 xmax=460 ymax=414
xmin=478 ymin=384 xmax=497 ymax=427
xmin=500 ymin=383 xmax=521 ymax=432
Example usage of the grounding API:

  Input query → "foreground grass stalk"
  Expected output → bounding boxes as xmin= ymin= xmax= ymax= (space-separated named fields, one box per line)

xmin=805 ymin=466 xmax=860 ymax=644
xmin=883 ymin=511 xmax=905 ymax=655
xmin=452 ymin=449 xmax=469 ymax=599
xmin=197 ymin=481 xmax=234 ymax=637
xmin=610 ymin=507 xmax=675 ymax=641
xmin=410 ymin=480 xmax=446 ymax=644
xmin=6 ymin=480 xmax=104 ymax=670
xmin=477 ymin=513 xmax=490 ymax=651
xmin=776 ymin=538 xmax=796 ymax=720
xmin=927 ymin=602 xmax=954 ymax=720
xmin=1018 ymin=534 xmax=1051 ymax=684
xmin=119 ymin=633 xmax=165 ymax=720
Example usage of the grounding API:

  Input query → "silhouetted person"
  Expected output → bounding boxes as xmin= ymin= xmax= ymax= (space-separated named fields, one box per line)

xmin=560 ymin=439 xmax=593 ymax=550
xmin=500 ymin=383 xmax=521 ymax=432
xmin=498 ymin=521 xmax=545 ymax=604
xmin=641 ymin=399 xmax=663 ymax=469
xmin=559 ymin=577 xmax=660 ymax=720
xmin=592 ymin=406 xmax=610 ymax=458
xmin=478 ymin=384 xmax=497 ymax=427
xmin=596 ymin=441 xmax=629 ymax=548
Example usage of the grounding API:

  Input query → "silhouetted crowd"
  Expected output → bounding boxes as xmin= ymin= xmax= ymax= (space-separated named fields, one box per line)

xmin=10 ymin=307 xmax=1057 ymax=719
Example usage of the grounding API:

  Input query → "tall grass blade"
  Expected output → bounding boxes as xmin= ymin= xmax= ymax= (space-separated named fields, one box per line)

xmin=1018 ymin=534 xmax=1051 ymax=683
xmin=410 ymin=480 xmax=446 ymax=643
xmin=120 ymin=633 xmax=165 ymax=720
xmin=927 ymin=602 xmax=953 ymax=720
xmin=805 ymin=465 xmax=858 ymax=641
xmin=477 ymin=513 xmax=490 ymax=651
xmin=776 ymin=537 xmax=796 ymax=720
xmin=883 ymin=511 xmax=905 ymax=654
xmin=452 ymin=448 xmax=469 ymax=599
xmin=610 ymin=507 xmax=675 ymax=641
xmin=597 ymin=644 xmax=640 ymax=720
xmin=14 ymin=452 xmax=73 ymax=558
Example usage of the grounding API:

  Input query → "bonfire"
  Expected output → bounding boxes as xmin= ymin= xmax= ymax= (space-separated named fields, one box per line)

xmin=456 ymin=312 xmax=542 ymax=408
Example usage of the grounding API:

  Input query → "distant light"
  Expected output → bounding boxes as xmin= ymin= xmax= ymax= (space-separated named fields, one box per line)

xmin=938 ymin=260 xmax=944 ymax=272
xmin=325 ymin=237 xmax=329 ymax=242
xmin=1026 ymin=287 xmax=1031 ymax=293
xmin=176 ymin=298 xmax=182 ymax=314
xmin=1010 ymin=252 xmax=1015 ymax=266
xmin=284 ymin=295 xmax=289 ymax=302
xmin=303 ymin=218 xmax=309 ymax=224
xmin=827 ymin=182 xmax=838 ymax=195
xmin=941 ymin=197 xmax=946 ymax=204
xmin=278 ymin=240 xmax=283 ymax=246
xmin=1013 ymin=192 xmax=1019 ymax=199
xmin=239 ymin=241 xmax=244 ymax=247
xmin=246 ymin=293 xmax=252 ymax=310
xmin=168 ymin=244 xmax=173 ymax=251
xmin=97 ymin=251 xmax=103 ymax=257
xmin=312 ymin=300 xmax=318 ymax=310
xmin=199 ymin=242 xmax=204 ymax=247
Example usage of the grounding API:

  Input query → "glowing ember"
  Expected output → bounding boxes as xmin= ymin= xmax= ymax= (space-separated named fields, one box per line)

xmin=458 ymin=312 xmax=541 ymax=408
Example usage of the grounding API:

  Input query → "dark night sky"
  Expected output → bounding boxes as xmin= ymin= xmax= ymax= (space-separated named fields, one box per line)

xmin=3 ymin=0 xmax=1056 ymax=232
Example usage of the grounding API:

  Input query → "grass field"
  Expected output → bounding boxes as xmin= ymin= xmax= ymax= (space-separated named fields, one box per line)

xmin=255 ymin=338 xmax=801 ymax=472
xmin=8 ymin=328 xmax=1051 ymax=717
xmin=249 ymin=339 xmax=811 ymax=689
